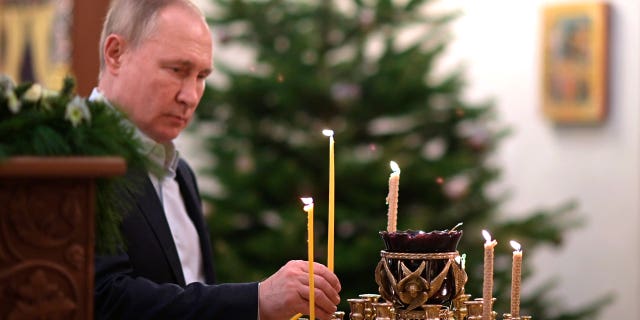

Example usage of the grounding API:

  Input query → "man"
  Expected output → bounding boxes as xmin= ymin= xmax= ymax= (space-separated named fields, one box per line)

xmin=93 ymin=1 xmax=341 ymax=319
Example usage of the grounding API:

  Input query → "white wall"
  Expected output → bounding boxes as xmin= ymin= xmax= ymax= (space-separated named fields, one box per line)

xmin=183 ymin=0 xmax=640 ymax=318
xmin=438 ymin=0 xmax=640 ymax=318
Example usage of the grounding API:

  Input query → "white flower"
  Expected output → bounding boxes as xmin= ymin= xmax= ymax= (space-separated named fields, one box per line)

xmin=22 ymin=83 xmax=43 ymax=102
xmin=0 ymin=74 xmax=15 ymax=91
xmin=5 ymin=90 xmax=21 ymax=114
xmin=65 ymin=96 xmax=91 ymax=127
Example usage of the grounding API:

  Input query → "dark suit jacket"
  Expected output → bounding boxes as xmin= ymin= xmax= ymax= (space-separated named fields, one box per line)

xmin=95 ymin=159 xmax=258 ymax=319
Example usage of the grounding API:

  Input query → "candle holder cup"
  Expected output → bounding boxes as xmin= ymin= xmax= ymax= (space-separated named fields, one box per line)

xmin=375 ymin=230 xmax=467 ymax=319
xmin=348 ymin=298 xmax=367 ymax=320
xmin=452 ymin=294 xmax=471 ymax=319
xmin=371 ymin=302 xmax=394 ymax=320
xmin=358 ymin=293 xmax=381 ymax=320
xmin=464 ymin=300 xmax=483 ymax=320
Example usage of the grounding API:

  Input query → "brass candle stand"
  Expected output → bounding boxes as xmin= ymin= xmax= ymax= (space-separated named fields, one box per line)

xmin=374 ymin=250 xmax=467 ymax=319
xmin=343 ymin=292 xmax=532 ymax=320
xmin=335 ymin=229 xmax=533 ymax=320
xmin=372 ymin=230 xmax=466 ymax=319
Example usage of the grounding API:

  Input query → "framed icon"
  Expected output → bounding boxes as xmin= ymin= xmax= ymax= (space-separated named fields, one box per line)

xmin=541 ymin=2 xmax=609 ymax=123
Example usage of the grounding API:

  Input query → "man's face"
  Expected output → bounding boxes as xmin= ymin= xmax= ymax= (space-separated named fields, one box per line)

xmin=113 ymin=5 xmax=212 ymax=144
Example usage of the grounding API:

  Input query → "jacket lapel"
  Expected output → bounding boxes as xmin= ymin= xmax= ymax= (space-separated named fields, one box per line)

xmin=126 ymin=170 xmax=186 ymax=286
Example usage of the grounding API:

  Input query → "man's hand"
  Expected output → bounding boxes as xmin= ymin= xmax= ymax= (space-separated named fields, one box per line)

xmin=258 ymin=260 xmax=341 ymax=320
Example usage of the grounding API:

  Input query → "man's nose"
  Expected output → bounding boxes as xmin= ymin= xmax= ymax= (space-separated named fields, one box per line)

xmin=177 ymin=77 xmax=201 ymax=108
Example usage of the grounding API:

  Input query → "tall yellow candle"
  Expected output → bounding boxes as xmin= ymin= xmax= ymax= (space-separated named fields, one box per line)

xmin=386 ymin=161 xmax=400 ymax=232
xmin=510 ymin=240 xmax=523 ymax=318
xmin=482 ymin=230 xmax=497 ymax=320
xmin=301 ymin=197 xmax=315 ymax=320
xmin=323 ymin=129 xmax=335 ymax=272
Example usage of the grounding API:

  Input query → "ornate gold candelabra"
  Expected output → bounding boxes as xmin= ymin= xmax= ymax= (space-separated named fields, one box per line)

xmin=336 ymin=229 xmax=533 ymax=320
xmin=375 ymin=250 xmax=467 ymax=319
xmin=372 ymin=230 xmax=466 ymax=319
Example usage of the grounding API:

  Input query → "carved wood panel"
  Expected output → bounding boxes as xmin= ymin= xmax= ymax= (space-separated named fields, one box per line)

xmin=0 ymin=178 xmax=94 ymax=320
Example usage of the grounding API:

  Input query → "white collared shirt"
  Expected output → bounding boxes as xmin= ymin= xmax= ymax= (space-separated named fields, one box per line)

xmin=90 ymin=88 xmax=205 ymax=284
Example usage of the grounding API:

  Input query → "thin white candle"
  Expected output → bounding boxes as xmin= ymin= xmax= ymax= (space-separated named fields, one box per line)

xmin=482 ymin=230 xmax=497 ymax=320
xmin=386 ymin=161 xmax=400 ymax=232
xmin=510 ymin=240 xmax=523 ymax=318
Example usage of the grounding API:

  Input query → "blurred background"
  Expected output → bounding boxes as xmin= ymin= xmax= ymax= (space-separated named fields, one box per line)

xmin=1 ymin=0 xmax=637 ymax=319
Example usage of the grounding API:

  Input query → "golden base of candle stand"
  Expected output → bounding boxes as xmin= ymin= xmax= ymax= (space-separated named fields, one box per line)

xmin=344 ymin=293 xmax=532 ymax=319
xmin=442 ymin=308 xmax=455 ymax=320
xmin=452 ymin=294 xmax=471 ymax=319
xmin=374 ymin=250 xmax=467 ymax=319
xmin=348 ymin=298 xmax=367 ymax=320
xmin=359 ymin=293 xmax=382 ymax=320
xmin=464 ymin=300 xmax=482 ymax=320
xmin=298 ymin=311 xmax=346 ymax=320
xmin=372 ymin=301 xmax=394 ymax=320
xmin=464 ymin=300 xmax=498 ymax=320
xmin=346 ymin=229 xmax=534 ymax=320
xmin=424 ymin=304 xmax=441 ymax=320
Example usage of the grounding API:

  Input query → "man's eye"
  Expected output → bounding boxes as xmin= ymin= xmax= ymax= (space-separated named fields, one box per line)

xmin=167 ymin=66 xmax=184 ymax=74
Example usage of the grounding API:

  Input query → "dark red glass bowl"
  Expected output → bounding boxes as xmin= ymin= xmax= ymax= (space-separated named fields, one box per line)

xmin=379 ymin=229 xmax=463 ymax=253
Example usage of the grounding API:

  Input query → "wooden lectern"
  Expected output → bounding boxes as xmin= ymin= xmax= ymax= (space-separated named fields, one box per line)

xmin=0 ymin=157 xmax=125 ymax=320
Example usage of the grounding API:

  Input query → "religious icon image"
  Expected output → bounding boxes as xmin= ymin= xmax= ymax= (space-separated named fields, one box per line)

xmin=0 ymin=0 xmax=73 ymax=90
xmin=541 ymin=3 xmax=608 ymax=124
xmin=547 ymin=16 xmax=591 ymax=104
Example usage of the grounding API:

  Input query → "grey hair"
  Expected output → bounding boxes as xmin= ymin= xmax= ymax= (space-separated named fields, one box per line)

xmin=98 ymin=0 xmax=204 ymax=72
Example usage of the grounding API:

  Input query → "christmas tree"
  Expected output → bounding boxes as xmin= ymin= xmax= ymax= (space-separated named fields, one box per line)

xmin=196 ymin=0 xmax=610 ymax=317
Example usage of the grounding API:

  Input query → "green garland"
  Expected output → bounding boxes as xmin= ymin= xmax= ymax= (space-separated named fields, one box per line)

xmin=0 ymin=75 xmax=150 ymax=253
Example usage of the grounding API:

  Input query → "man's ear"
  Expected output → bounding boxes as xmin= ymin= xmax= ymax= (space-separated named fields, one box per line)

xmin=103 ymin=34 xmax=127 ymax=74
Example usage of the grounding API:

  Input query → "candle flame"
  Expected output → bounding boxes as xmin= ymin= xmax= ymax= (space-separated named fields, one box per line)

xmin=390 ymin=161 xmax=400 ymax=173
xmin=322 ymin=129 xmax=334 ymax=137
xmin=300 ymin=197 xmax=314 ymax=211
xmin=482 ymin=229 xmax=492 ymax=242
xmin=510 ymin=240 xmax=522 ymax=252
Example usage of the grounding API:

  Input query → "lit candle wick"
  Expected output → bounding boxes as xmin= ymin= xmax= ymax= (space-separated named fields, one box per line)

xmin=482 ymin=229 xmax=492 ymax=243
xmin=390 ymin=160 xmax=400 ymax=173
xmin=510 ymin=240 xmax=521 ymax=252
